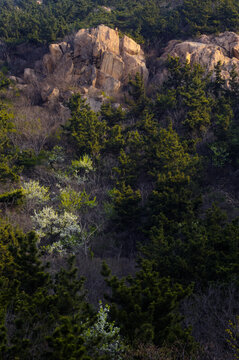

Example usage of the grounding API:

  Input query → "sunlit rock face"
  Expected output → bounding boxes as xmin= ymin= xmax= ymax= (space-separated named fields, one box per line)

xmin=154 ymin=31 xmax=239 ymax=85
xmin=18 ymin=25 xmax=148 ymax=110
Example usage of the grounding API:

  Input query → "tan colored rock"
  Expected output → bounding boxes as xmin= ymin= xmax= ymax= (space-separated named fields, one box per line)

xmin=122 ymin=35 xmax=140 ymax=56
xmin=47 ymin=87 xmax=59 ymax=102
xmin=100 ymin=52 xmax=124 ymax=80
xmin=74 ymin=29 xmax=93 ymax=59
xmin=72 ymin=25 xmax=147 ymax=95
xmin=96 ymin=71 xmax=121 ymax=93
xmin=74 ymin=25 xmax=120 ymax=59
xmin=101 ymin=6 xmax=112 ymax=13
xmin=49 ymin=44 xmax=63 ymax=64
xmin=92 ymin=25 xmax=120 ymax=57
xmin=24 ymin=68 xmax=37 ymax=83
xmin=158 ymin=32 xmax=239 ymax=84
xmin=123 ymin=54 xmax=148 ymax=84
xmin=53 ymin=53 xmax=74 ymax=83
xmin=43 ymin=54 xmax=54 ymax=74
xmin=22 ymin=25 xmax=148 ymax=108
xmin=41 ymin=84 xmax=59 ymax=102
xmin=58 ymin=42 xmax=70 ymax=54
xmin=232 ymin=48 xmax=239 ymax=60
xmin=209 ymin=31 xmax=239 ymax=56
xmin=163 ymin=41 xmax=229 ymax=71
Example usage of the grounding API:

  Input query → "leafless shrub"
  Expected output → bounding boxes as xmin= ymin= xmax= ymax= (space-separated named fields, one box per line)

xmin=182 ymin=284 xmax=239 ymax=360
xmin=123 ymin=341 xmax=203 ymax=360
xmin=10 ymin=105 xmax=60 ymax=154
xmin=43 ymin=254 xmax=136 ymax=306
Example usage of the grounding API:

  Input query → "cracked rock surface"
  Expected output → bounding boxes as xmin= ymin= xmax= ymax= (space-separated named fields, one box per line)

xmin=154 ymin=31 xmax=239 ymax=85
xmin=18 ymin=25 xmax=148 ymax=110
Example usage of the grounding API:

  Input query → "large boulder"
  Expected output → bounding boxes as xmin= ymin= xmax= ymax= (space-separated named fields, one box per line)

xmin=19 ymin=25 xmax=148 ymax=108
xmin=155 ymin=31 xmax=239 ymax=84
xmin=42 ymin=25 xmax=148 ymax=100
xmin=122 ymin=35 xmax=141 ymax=56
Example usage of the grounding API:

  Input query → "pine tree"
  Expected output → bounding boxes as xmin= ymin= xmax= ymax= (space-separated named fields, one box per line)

xmin=64 ymin=94 xmax=107 ymax=158
xmin=0 ymin=222 xmax=97 ymax=359
xmin=101 ymin=260 xmax=193 ymax=348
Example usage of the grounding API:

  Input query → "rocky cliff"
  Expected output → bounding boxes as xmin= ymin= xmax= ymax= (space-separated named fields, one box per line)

xmin=8 ymin=29 xmax=239 ymax=111
xmin=13 ymin=25 xmax=148 ymax=110
xmin=154 ymin=31 xmax=239 ymax=84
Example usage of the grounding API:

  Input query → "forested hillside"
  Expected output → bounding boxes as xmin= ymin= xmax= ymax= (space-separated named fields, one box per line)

xmin=1 ymin=0 xmax=239 ymax=45
xmin=0 ymin=1 xmax=239 ymax=359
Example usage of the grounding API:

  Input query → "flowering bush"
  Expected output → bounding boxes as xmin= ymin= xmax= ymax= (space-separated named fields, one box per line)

xmin=22 ymin=180 xmax=50 ymax=203
xmin=32 ymin=206 xmax=81 ymax=248
xmin=84 ymin=301 xmax=126 ymax=359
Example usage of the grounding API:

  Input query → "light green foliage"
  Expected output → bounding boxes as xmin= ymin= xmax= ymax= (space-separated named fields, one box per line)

xmin=59 ymin=185 xmax=97 ymax=213
xmin=70 ymin=154 xmax=95 ymax=182
xmin=0 ymin=71 xmax=10 ymax=89
xmin=71 ymin=155 xmax=94 ymax=173
xmin=22 ymin=180 xmax=50 ymax=203
xmin=84 ymin=301 xmax=126 ymax=359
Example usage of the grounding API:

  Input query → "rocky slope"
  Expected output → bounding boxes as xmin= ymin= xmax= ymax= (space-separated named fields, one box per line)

xmin=6 ymin=29 xmax=239 ymax=111
xmin=154 ymin=31 xmax=239 ymax=84
xmin=12 ymin=25 xmax=148 ymax=110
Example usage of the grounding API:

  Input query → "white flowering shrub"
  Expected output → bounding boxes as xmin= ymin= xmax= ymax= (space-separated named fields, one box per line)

xmin=84 ymin=302 xmax=126 ymax=359
xmin=31 ymin=206 xmax=82 ymax=249
xmin=22 ymin=180 xmax=50 ymax=203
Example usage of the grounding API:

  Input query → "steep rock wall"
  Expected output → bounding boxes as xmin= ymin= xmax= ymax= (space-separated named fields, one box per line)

xmin=18 ymin=25 xmax=148 ymax=110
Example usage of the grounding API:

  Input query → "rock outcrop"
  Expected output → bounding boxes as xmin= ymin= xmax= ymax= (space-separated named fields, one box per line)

xmin=17 ymin=25 xmax=148 ymax=110
xmin=154 ymin=31 xmax=239 ymax=84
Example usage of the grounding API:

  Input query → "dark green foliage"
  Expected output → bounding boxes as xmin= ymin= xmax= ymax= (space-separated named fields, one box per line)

xmin=143 ymin=206 xmax=239 ymax=287
xmin=64 ymin=94 xmax=107 ymax=158
xmin=128 ymin=73 xmax=148 ymax=116
xmin=1 ymin=0 xmax=239 ymax=47
xmin=181 ymin=0 xmax=239 ymax=36
xmin=16 ymin=149 xmax=47 ymax=169
xmin=102 ymin=260 xmax=193 ymax=347
xmin=0 ymin=223 xmax=98 ymax=359
xmin=0 ymin=188 xmax=24 ymax=206
xmin=110 ymin=182 xmax=142 ymax=228
xmin=0 ymin=0 xmax=95 ymax=44
xmin=0 ymin=75 xmax=20 ymax=183
xmin=45 ymin=317 xmax=91 ymax=360
xmin=160 ymin=57 xmax=213 ymax=138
